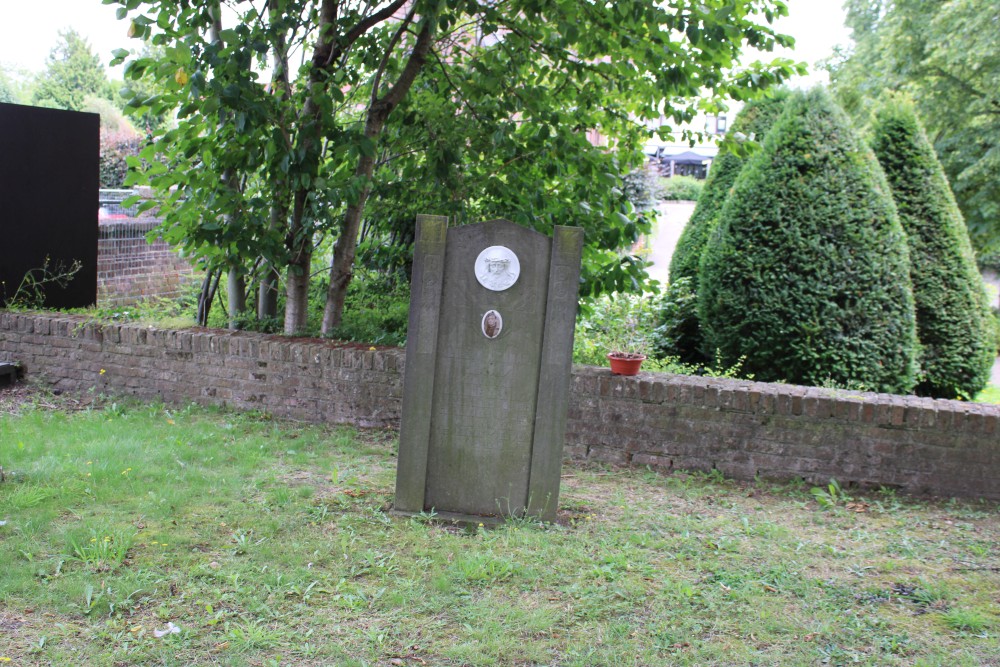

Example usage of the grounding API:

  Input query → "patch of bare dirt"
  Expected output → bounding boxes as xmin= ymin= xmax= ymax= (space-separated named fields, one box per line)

xmin=0 ymin=382 xmax=103 ymax=416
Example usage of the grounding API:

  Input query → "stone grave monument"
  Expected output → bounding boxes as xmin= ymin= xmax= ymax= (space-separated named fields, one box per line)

xmin=394 ymin=215 xmax=583 ymax=523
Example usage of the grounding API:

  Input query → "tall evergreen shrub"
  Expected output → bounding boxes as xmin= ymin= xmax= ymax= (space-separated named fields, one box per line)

xmin=669 ymin=91 xmax=791 ymax=286
xmin=871 ymin=101 xmax=994 ymax=399
xmin=699 ymin=88 xmax=918 ymax=393
xmin=658 ymin=91 xmax=789 ymax=363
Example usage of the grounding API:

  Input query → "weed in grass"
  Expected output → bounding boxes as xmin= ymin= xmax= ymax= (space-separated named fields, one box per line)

xmin=226 ymin=619 xmax=283 ymax=652
xmin=811 ymin=478 xmax=851 ymax=508
xmin=2 ymin=483 xmax=54 ymax=509
xmin=66 ymin=527 xmax=136 ymax=571
xmin=942 ymin=608 xmax=991 ymax=633
xmin=451 ymin=552 xmax=520 ymax=586
xmin=231 ymin=530 xmax=265 ymax=555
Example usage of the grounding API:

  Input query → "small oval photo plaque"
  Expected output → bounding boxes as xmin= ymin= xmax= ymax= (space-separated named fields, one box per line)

xmin=482 ymin=310 xmax=503 ymax=339
xmin=475 ymin=245 xmax=520 ymax=291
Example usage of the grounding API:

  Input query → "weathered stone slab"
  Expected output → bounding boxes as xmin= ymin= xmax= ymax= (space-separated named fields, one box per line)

xmin=394 ymin=218 xmax=583 ymax=521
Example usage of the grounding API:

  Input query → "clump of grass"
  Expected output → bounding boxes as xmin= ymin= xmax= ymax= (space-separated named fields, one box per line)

xmin=4 ymin=484 xmax=54 ymax=509
xmin=65 ymin=527 xmax=136 ymax=571
xmin=942 ymin=608 xmax=991 ymax=633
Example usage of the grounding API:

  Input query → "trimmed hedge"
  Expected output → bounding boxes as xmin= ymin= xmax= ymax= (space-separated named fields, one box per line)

xmin=659 ymin=92 xmax=789 ymax=363
xmin=668 ymin=91 xmax=790 ymax=287
xmin=699 ymin=89 xmax=918 ymax=393
xmin=871 ymin=101 xmax=994 ymax=399
xmin=657 ymin=175 xmax=703 ymax=202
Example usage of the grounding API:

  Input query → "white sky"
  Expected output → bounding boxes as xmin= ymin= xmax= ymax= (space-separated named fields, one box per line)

xmin=0 ymin=0 xmax=851 ymax=84
xmin=0 ymin=0 xmax=127 ymax=76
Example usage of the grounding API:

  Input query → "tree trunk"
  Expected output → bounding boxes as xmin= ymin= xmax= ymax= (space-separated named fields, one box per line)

xmin=283 ymin=258 xmax=311 ymax=334
xmin=282 ymin=0 xmax=338 ymax=334
xmin=260 ymin=0 xmax=288 ymax=326
xmin=320 ymin=15 xmax=437 ymax=334
xmin=197 ymin=268 xmax=221 ymax=327
xmin=257 ymin=266 xmax=279 ymax=320
xmin=284 ymin=189 xmax=312 ymax=334
xmin=227 ymin=267 xmax=246 ymax=330
xmin=320 ymin=132 xmax=379 ymax=335
xmin=282 ymin=0 xmax=413 ymax=333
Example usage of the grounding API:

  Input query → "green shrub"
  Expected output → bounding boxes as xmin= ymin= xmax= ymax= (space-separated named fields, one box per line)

xmin=668 ymin=91 xmax=790 ymax=287
xmin=980 ymin=251 xmax=1000 ymax=272
xmin=99 ymin=129 xmax=141 ymax=189
xmin=650 ymin=277 xmax=701 ymax=364
xmin=656 ymin=175 xmax=703 ymax=202
xmin=624 ymin=167 xmax=660 ymax=212
xmin=699 ymin=88 xmax=918 ymax=394
xmin=871 ymin=100 xmax=995 ymax=399
xmin=662 ymin=92 xmax=790 ymax=363
xmin=321 ymin=271 xmax=410 ymax=346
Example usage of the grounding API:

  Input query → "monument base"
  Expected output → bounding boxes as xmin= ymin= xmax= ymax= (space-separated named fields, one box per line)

xmin=390 ymin=507 xmax=522 ymax=529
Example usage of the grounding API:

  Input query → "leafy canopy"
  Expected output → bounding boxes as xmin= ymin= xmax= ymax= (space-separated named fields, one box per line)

xmin=108 ymin=0 xmax=803 ymax=333
xmin=826 ymin=0 xmax=1000 ymax=259
xmin=32 ymin=29 xmax=115 ymax=111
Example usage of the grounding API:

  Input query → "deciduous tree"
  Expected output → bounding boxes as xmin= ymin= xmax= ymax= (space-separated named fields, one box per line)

xmin=827 ymin=0 xmax=1000 ymax=258
xmin=109 ymin=0 xmax=802 ymax=334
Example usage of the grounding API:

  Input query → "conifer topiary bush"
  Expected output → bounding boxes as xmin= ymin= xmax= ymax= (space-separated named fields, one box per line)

xmin=660 ymin=91 xmax=789 ymax=363
xmin=871 ymin=100 xmax=994 ymax=399
xmin=699 ymin=88 xmax=918 ymax=393
xmin=669 ymin=91 xmax=791 ymax=287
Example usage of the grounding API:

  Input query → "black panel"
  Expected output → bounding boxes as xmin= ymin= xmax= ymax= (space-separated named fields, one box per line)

xmin=0 ymin=103 xmax=99 ymax=308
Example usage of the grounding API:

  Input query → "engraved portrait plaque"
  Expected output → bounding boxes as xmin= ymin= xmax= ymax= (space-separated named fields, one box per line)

xmin=474 ymin=245 xmax=520 ymax=291
xmin=396 ymin=217 xmax=583 ymax=523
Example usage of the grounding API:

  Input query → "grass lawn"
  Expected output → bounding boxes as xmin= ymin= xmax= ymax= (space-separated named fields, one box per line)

xmin=976 ymin=383 xmax=1000 ymax=404
xmin=1 ymin=392 xmax=998 ymax=666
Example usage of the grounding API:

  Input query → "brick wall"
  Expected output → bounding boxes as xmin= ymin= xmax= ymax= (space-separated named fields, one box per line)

xmin=2 ymin=312 xmax=997 ymax=500
xmin=97 ymin=220 xmax=195 ymax=305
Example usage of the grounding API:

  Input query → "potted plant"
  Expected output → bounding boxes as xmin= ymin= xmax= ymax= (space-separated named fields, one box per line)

xmin=607 ymin=316 xmax=648 ymax=376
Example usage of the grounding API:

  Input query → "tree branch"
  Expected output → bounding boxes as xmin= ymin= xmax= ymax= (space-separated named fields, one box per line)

xmin=430 ymin=45 xmax=484 ymax=123
xmin=370 ymin=3 xmax=417 ymax=108
xmin=332 ymin=0 xmax=410 ymax=66
xmin=927 ymin=66 xmax=1000 ymax=113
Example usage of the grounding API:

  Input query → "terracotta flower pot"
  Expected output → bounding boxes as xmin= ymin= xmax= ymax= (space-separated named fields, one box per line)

xmin=607 ymin=352 xmax=646 ymax=376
